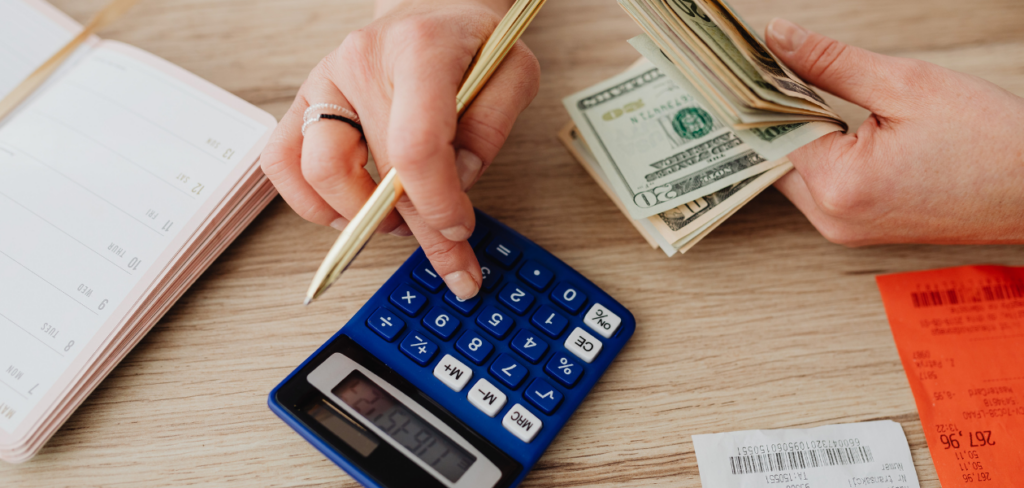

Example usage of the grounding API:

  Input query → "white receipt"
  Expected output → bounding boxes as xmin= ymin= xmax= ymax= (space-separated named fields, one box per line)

xmin=692 ymin=420 xmax=920 ymax=488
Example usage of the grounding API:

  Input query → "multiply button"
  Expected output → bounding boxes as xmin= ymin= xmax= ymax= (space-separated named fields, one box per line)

xmin=389 ymin=283 xmax=427 ymax=316
xmin=366 ymin=307 xmax=405 ymax=342
xmin=434 ymin=354 xmax=472 ymax=392
xmin=467 ymin=378 xmax=507 ymax=417
xmin=502 ymin=404 xmax=542 ymax=443
xmin=400 ymin=333 xmax=438 ymax=366
xmin=485 ymin=240 xmax=521 ymax=268
xmin=544 ymin=352 xmax=583 ymax=388
xmin=498 ymin=283 xmax=534 ymax=315
xmin=551 ymin=282 xmax=587 ymax=314
xmin=524 ymin=378 xmax=563 ymax=414
xmin=564 ymin=327 xmax=602 ymax=364
xmin=583 ymin=303 xmax=622 ymax=338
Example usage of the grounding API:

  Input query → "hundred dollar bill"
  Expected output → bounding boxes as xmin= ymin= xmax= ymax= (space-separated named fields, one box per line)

xmin=562 ymin=61 xmax=787 ymax=218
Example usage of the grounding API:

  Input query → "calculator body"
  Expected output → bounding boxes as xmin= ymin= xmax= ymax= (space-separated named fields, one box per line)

xmin=269 ymin=210 xmax=635 ymax=488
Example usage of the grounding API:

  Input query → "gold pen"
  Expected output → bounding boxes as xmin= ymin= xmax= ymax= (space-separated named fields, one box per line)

xmin=305 ymin=0 xmax=548 ymax=304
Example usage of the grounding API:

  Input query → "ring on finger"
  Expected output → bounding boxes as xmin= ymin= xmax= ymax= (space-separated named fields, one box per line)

xmin=302 ymin=103 xmax=363 ymax=136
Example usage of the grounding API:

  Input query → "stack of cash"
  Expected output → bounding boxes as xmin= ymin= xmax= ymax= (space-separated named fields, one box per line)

xmin=559 ymin=0 xmax=845 ymax=256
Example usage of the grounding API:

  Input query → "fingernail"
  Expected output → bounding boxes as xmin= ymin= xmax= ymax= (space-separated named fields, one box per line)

xmin=330 ymin=217 xmax=349 ymax=231
xmin=454 ymin=149 xmax=483 ymax=190
xmin=768 ymin=18 xmax=807 ymax=54
xmin=390 ymin=223 xmax=412 ymax=237
xmin=440 ymin=224 xmax=472 ymax=241
xmin=444 ymin=270 xmax=479 ymax=300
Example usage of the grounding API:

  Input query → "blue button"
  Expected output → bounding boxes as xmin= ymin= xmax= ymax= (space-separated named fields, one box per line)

xmin=498 ymin=283 xmax=535 ymax=315
xmin=454 ymin=330 xmax=494 ymax=365
xmin=400 ymin=332 xmax=438 ymax=366
xmin=485 ymin=239 xmax=521 ymax=268
xmin=411 ymin=259 xmax=444 ymax=292
xmin=509 ymin=329 xmax=548 ymax=364
xmin=531 ymin=305 xmax=569 ymax=338
xmin=366 ymin=307 xmax=405 ymax=342
xmin=479 ymin=263 xmax=503 ymax=292
xmin=422 ymin=307 xmax=460 ymax=340
xmin=443 ymin=289 xmax=481 ymax=315
xmin=468 ymin=226 xmax=489 ymax=249
xmin=476 ymin=305 xmax=514 ymax=339
xmin=518 ymin=260 xmax=554 ymax=291
xmin=524 ymin=378 xmax=563 ymax=414
xmin=551 ymin=282 xmax=587 ymax=314
xmin=389 ymin=283 xmax=428 ymax=316
xmin=545 ymin=352 xmax=583 ymax=388
xmin=489 ymin=354 xmax=528 ymax=389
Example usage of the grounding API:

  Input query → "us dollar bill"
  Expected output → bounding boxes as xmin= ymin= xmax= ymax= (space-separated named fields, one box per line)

xmin=562 ymin=61 xmax=788 ymax=218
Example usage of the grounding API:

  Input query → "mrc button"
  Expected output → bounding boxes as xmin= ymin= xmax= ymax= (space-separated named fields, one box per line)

xmin=582 ymin=303 xmax=622 ymax=338
xmin=502 ymin=403 xmax=542 ymax=443
xmin=564 ymin=327 xmax=602 ymax=363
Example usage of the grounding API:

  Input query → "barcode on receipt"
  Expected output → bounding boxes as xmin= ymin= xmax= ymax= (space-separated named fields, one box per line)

xmin=728 ymin=446 xmax=874 ymax=474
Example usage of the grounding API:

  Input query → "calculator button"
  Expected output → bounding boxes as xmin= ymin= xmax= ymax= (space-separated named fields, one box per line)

xmin=564 ymin=327 xmax=602 ymax=363
xmin=485 ymin=240 xmax=521 ymax=268
xmin=502 ymin=404 xmax=542 ymax=443
xmin=551 ymin=282 xmax=587 ymax=314
xmin=411 ymin=259 xmax=445 ymax=292
xmin=518 ymin=261 xmax=554 ymax=291
xmin=489 ymin=354 xmax=528 ymax=389
xmin=443 ymin=289 xmax=481 ymax=315
xmin=422 ymin=307 xmax=461 ymax=340
xmin=366 ymin=307 xmax=405 ymax=342
xmin=434 ymin=354 xmax=473 ymax=392
xmin=583 ymin=302 xmax=622 ymax=338
xmin=544 ymin=352 xmax=583 ymax=388
xmin=389 ymin=283 xmax=427 ymax=316
xmin=476 ymin=305 xmax=514 ymax=339
xmin=524 ymin=378 xmax=563 ymax=415
xmin=509 ymin=329 xmax=548 ymax=364
xmin=468 ymin=226 xmax=489 ymax=249
xmin=467 ymin=378 xmax=507 ymax=417
xmin=400 ymin=333 xmax=438 ymax=366
xmin=498 ymin=283 xmax=535 ymax=315
xmin=530 ymin=306 xmax=569 ymax=338
xmin=479 ymin=264 xmax=503 ymax=292
xmin=455 ymin=330 xmax=494 ymax=365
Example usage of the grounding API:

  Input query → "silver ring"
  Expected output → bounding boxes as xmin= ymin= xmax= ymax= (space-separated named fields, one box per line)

xmin=302 ymin=103 xmax=361 ymax=136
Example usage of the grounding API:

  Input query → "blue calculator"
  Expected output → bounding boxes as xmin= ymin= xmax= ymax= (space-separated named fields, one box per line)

xmin=269 ymin=210 xmax=634 ymax=488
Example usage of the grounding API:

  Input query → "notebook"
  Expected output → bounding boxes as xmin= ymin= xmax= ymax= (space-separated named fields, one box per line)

xmin=0 ymin=0 xmax=278 ymax=462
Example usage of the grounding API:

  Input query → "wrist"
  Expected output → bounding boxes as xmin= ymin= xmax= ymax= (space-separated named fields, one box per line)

xmin=375 ymin=0 xmax=514 ymax=18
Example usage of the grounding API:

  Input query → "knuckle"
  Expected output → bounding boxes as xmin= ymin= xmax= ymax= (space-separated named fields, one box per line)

xmin=300 ymin=154 xmax=348 ymax=189
xmin=421 ymin=238 xmax=461 ymax=269
xmin=815 ymin=182 xmax=866 ymax=220
xmin=460 ymin=106 xmax=513 ymax=155
xmin=804 ymin=36 xmax=851 ymax=81
xmin=395 ymin=16 xmax=443 ymax=46
xmin=511 ymin=43 xmax=542 ymax=99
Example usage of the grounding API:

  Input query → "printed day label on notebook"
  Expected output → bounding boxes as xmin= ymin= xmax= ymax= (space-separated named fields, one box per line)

xmin=692 ymin=420 xmax=920 ymax=488
xmin=877 ymin=265 xmax=1024 ymax=487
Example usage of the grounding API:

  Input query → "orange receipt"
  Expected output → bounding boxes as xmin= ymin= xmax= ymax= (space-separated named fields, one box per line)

xmin=877 ymin=265 xmax=1024 ymax=487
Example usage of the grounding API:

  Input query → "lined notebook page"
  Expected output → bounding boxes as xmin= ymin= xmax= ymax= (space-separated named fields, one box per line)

xmin=0 ymin=0 xmax=78 ymax=94
xmin=0 ymin=4 xmax=273 ymax=433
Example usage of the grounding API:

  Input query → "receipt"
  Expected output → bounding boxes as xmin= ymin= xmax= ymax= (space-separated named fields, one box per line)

xmin=692 ymin=421 xmax=920 ymax=488
xmin=877 ymin=265 xmax=1024 ymax=487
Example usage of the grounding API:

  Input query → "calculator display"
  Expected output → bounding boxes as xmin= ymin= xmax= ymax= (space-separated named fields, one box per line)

xmin=334 ymin=371 xmax=477 ymax=483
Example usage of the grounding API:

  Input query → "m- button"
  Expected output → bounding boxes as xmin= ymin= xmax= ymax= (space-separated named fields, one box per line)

xmin=502 ymin=403 xmax=542 ymax=443
xmin=564 ymin=327 xmax=602 ymax=363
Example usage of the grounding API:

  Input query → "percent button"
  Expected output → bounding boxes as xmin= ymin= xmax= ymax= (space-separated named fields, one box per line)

xmin=544 ymin=352 xmax=583 ymax=388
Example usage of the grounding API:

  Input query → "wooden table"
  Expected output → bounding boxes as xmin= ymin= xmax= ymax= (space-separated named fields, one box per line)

xmin=4 ymin=0 xmax=1024 ymax=485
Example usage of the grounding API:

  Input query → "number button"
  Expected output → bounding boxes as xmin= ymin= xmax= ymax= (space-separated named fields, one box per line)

xmin=389 ymin=283 xmax=427 ymax=316
xmin=564 ymin=327 xmax=602 ymax=363
xmin=443 ymin=289 xmax=481 ymax=315
xmin=366 ymin=307 xmax=405 ymax=342
xmin=524 ymin=378 xmax=563 ymax=414
xmin=485 ymin=239 xmax=521 ymax=268
xmin=502 ymin=404 xmax=542 ymax=443
xmin=467 ymin=378 xmax=507 ymax=417
xmin=434 ymin=354 xmax=473 ymax=392
xmin=582 ymin=303 xmax=622 ymax=338
xmin=545 ymin=352 xmax=583 ymax=388
xmin=479 ymin=264 xmax=503 ymax=292
xmin=411 ymin=259 xmax=444 ymax=292
xmin=518 ymin=260 xmax=554 ymax=291
xmin=530 ymin=305 xmax=569 ymax=338
xmin=509 ymin=329 xmax=548 ymax=364
xmin=498 ymin=283 xmax=535 ymax=315
xmin=400 ymin=333 xmax=438 ymax=366
xmin=489 ymin=354 xmax=528 ymax=389
xmin=475 ymin=305 xmax=514 ymax=339
xmin=422 ymin=307 xmax=460 ymax=340
xmin=455 ymin=330 xmax=494 ymax=365
xmin=551 ymin=282 xmax=587 ymax=314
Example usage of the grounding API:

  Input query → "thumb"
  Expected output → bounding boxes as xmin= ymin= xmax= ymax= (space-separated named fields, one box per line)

xmin=765 ymin=18 xmax=912 ymax=116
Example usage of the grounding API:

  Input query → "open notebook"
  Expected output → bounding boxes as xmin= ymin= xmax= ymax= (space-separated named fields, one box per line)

xmin=0 ymin=0 xmax=278 ymax=462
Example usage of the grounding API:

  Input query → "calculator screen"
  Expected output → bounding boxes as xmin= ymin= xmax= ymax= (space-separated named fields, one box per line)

xmin=334 ymin=371 xmax=477 ymax=483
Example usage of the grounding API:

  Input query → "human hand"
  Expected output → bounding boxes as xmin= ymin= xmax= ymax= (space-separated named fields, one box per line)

xmin=765 ymin=18 xmax=1024 ymax=245
xmin=261 ymin=0 xmax=540 ymax=298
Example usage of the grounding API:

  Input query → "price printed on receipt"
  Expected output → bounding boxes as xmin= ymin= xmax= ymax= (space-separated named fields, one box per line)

xmin=269 ymin=210 xmax=635 ymax=488
xmin=877 ymin=265 xmax=1024 ymax=487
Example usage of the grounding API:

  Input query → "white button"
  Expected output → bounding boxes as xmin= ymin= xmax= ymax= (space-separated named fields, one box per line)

xmin=564 ymin=327 xmax=602 ymax=363
xmin=583 ymin=303 xmax=621 ymax=338
xmin=433 ymin=354 xmax=472 ymax=392
xmin=502 ymin=403 xmax=542 ymax=443
xmin=467 ymin=378 xmax=507 ymax=417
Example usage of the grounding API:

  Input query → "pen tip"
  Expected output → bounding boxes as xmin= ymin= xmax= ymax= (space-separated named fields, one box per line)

xmin=304 ymin=297 xmax=312 ymax=306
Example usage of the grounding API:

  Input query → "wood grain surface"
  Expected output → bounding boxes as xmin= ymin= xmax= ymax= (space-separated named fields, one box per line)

xmin=3 ymin=0 xmax=1024 ymax=486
